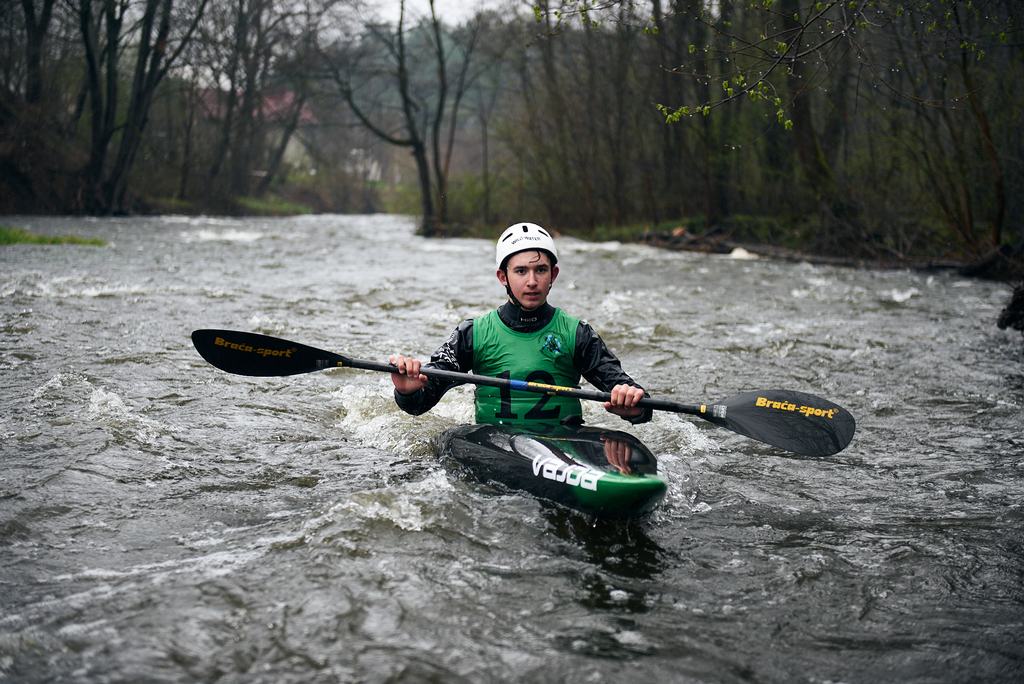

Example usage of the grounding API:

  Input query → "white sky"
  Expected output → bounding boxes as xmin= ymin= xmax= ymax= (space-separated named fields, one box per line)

xmin=369 ymin=0 xmax=507 ymax=25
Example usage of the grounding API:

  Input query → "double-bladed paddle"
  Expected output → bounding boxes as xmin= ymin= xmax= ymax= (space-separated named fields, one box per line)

xmin=191 ymin=329 xmax=856 ymax=457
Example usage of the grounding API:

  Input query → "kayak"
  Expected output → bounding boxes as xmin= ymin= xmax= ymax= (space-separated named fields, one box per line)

xmin=437 ymin=423 xmax=666 ymax=518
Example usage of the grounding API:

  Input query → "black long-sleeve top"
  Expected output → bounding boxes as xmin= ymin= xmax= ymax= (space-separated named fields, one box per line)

xmin=394 ymin=301 xmax=653 ymax=425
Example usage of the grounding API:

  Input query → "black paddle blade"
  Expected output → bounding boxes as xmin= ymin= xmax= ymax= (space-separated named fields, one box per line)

xmin=191 ymin=329 xmax=346 ymax=376
xmin=713 ymin=390 xmax=856 ymax=457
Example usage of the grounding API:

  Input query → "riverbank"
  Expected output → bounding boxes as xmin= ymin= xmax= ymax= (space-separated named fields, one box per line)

xmin=640 ymin=228 xmax=1024 ymax=282
xmin=444 ymin=217 xmax=1023 ymax=283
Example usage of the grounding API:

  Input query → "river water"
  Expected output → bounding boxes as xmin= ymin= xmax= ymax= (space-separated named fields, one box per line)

xmin=1 ymin=214 xmax=1021 ymax=683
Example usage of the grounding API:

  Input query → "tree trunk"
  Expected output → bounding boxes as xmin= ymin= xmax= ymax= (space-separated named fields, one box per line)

xmin=781 ymin=3 xmax=835 ymax=202
xmin=231 ymin=1 xmax=264 ymax=197
xmin=954 ymin=5 xmax=1006 ymax=249
xmin=480 ymin=111 xmax=491 ymax=224
xmin=20 ymin=0 xmax=55 ymax=104
xmin=412 ymin=140 xmax=436 ymax=236
xmin=428 ymin=0 xmax=449 ymax=227
xmin=256 ymin=90 xmax=306 ymax=196
xmin=177 ymin=83 xmax=197 ymax=200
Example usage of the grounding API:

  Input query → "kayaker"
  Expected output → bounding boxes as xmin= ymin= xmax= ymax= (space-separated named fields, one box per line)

xmin=389 ymin=222 xmax=653 ymax=427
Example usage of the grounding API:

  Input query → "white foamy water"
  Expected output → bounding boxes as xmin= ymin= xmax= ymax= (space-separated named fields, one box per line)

xmin=181 ymin=228 xmax=266 ymax=243
xmin=2 ymin=273 xmax=156 ymax=299
xmin=885 ymin=287 xmax=921 ymax=303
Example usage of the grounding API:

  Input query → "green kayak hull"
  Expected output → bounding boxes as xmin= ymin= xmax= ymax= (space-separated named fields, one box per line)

xmin=438 ymin=424 xmax=666 ymax=518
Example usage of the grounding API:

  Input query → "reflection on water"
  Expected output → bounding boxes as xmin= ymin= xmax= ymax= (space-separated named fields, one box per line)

xmin=1 ymin=214 xmax=1022 ymax=682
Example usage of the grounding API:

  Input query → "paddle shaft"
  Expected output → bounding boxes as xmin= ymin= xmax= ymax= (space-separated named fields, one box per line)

xmin=342 ymin=356 xmax=718 ymax=418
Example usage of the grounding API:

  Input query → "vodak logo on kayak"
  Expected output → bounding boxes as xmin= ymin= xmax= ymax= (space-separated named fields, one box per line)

xmin=755 ymin=396 xmax=839 ymax=419
xmin=532 ymin=454 xmax=603 ymax=490
xmin=214 ymin=336 xmax=297 ymax=358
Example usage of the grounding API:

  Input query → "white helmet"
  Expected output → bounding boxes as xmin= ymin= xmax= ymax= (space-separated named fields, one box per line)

xmin=495 ymin=222 xmax=558 ymax=269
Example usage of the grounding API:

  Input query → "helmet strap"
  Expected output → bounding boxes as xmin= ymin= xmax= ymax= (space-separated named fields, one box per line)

xmin=500 ymin=268 xmax=524 ymax=308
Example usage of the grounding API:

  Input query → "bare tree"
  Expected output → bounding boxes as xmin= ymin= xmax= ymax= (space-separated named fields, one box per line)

xmin=325 ymin=1 xmax=435 ymax=232
xmin=322 ymin=0 xmax=485 ymax=234
xmin=469 ymin=21 xmax=508 ymax=225
xmin=77 ymin=0 xmax=208 ymax=213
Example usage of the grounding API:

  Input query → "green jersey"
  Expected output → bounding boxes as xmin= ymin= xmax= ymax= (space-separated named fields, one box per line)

xmin=473 ymin=308 xmax=583 ymax=426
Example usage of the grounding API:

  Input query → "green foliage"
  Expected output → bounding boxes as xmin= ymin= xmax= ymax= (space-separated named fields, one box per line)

xmin=234 ymin=196 xmax=312 ymax=216
xmin=0 ymin=226 xmax=105 ymax=246
xmin=141 ymin=196 xmax=199 ymax=215
xmin=377 ymin=183 xmax=423 ymax=216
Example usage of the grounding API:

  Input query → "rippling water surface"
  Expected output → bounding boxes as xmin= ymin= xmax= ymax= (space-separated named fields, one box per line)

xmin=2 ymin=214 xmax=1022 ymax=682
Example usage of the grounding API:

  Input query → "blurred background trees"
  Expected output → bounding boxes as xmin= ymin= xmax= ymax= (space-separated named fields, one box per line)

xmin=1 ymin=0 xmax=1021 ymax=267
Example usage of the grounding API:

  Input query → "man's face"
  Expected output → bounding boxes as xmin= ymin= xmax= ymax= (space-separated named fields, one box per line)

xmin=497 ymin=250 xmax=558 ymax=311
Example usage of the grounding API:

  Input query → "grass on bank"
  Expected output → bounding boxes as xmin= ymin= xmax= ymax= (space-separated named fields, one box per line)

xmin=0 ymin=225 xmax=106 ymax=246
xmin=142 ymin=196 xmax=197 ymax=214
xmin=140 ymin=193 xmax=316 ymax=216
xmin=235 ymin=195 xmax=312 ymax=216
